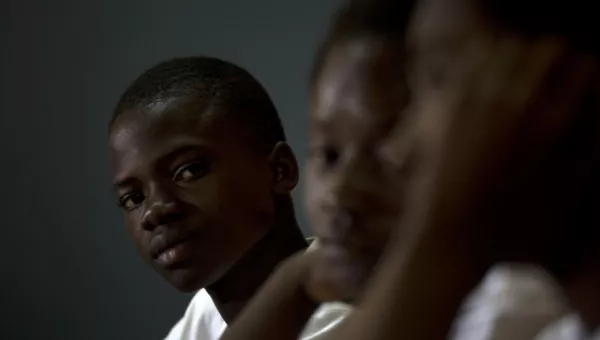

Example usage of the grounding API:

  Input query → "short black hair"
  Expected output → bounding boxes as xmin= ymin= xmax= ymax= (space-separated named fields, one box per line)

xmin=111 ymin=56 xmax=286 ymax=153
xmin=310 ymin=0 xmax=415 ymax=86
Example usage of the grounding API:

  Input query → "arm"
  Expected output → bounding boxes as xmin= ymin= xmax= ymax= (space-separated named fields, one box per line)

xmin=219 ymin=252 xmax=318 ymax=340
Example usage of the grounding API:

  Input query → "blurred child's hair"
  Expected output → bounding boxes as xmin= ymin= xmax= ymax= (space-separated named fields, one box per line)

xmin=310 ymin=0 xmax=415 ymax=86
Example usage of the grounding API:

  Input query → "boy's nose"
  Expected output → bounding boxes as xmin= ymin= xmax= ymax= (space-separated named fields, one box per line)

xmin=141 ymin=186 xmax=184 ymax=231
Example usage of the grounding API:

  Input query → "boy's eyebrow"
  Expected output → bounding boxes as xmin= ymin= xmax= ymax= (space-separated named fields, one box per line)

xmin=113 ymin=175 xmax=138 ymax=190
xmin=112 ymin=143 xmax=210 ymax=189
xmin=154 ymin=143 xmax=211 ymax=165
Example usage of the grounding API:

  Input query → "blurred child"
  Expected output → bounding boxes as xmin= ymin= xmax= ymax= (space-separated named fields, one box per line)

xmin=322 ymin=0 xmax=600 ymax=338
xmin=222 ymin=1 xmax=567 ymax=339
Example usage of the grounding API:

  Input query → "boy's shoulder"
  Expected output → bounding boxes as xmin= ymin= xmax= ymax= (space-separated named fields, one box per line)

xmin=164 ymin=289 xmax=226 ymax=340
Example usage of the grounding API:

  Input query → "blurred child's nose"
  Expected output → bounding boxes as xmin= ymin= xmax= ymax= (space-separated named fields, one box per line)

xmin=329 ymin=152 xmax=386 ymax=216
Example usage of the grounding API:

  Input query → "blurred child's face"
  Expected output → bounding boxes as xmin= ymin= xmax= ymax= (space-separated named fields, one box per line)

xmin=407 ymin=0 xmax=600 ymax=266
xmin=109 ymin=97 xmax=277 ymax=292
xmin=306 ymin=37 xmax=412 ymax=302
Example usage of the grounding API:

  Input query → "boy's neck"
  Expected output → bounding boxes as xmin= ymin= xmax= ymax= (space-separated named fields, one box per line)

xmin=206 ymin=196 xmax=307 ymax=324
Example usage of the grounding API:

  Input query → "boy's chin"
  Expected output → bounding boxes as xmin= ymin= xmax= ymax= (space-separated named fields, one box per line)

xmin=161 ymin=267 xmax=216 ymax=293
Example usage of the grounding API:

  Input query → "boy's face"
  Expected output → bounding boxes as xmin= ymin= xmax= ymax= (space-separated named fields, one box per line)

xmin=109 ymin=97 xmax=276 ymax=292
xmin=306 ymin=37 xmax=411 ymax=302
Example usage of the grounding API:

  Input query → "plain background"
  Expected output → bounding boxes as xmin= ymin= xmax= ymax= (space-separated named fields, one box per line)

xmin=1 ymin=1 xmax=341 ymax=338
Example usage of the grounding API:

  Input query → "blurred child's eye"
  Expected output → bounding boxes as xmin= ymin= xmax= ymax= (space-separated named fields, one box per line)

xmin=173 ymin=161 xmax=210 ymax=182
xmin=119 ymin=192 xmax=145 ymax=211
xmin=414 ymin=56 xmax=449 ymax=91
xmin=323 ymin=146 xmax=340 ymax=167
xmin=309 ymin=144 xmax=340 ymax=168
xmin=426 ymin=57 xmax=452 ymax=90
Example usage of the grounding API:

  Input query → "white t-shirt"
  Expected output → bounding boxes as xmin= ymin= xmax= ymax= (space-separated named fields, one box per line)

xmin=164 ymin=289 xmax=351 ymax=340
xmin=165 ymin=229 xmax=567 ymax=340
xmin=165 ymin=264 xmax=565 ymax=340
xmin=535 ymin=314 xmax=600 ymax=340
xmin=451 ymin=264 xmax=567 ymax=340
xmin=164 ymin=289 xmax=226 ymax=340
xmin=165 ymin=239 xmax=351 ymax=340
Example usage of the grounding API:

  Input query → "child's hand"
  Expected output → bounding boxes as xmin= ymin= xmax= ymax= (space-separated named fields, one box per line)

xmin=269 ymin=247 xmax=327 ymax=304
xmin=220 ymin=250 xmax=319 ymax=340
xmin=303 ymin=245 xmax=344 ymax=303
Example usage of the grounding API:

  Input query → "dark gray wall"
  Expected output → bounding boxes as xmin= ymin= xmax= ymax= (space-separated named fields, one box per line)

xmin=1 ymin=1 xmax=340 ymax=338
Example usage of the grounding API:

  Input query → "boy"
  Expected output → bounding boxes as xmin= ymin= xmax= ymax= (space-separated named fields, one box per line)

xmin=108 ymin=56 xmax=346 ymax=339
xmin=322 ymin=0 xmax=600 ymax=338
xmin=222 ymin=1 xmax=565 ymax=339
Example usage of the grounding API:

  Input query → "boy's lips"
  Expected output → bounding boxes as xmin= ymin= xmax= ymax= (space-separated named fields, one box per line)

xmin=150 ymin=231 xmax=199 ymax=267
xmin=155 ymin=239 xmax=197 ymax=268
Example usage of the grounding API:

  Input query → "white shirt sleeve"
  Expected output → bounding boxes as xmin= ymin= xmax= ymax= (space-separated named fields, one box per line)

xmin=300 ymin=239 xmax=353 ymax=339
xmin=300 ymin=302 xmax=352 ymax=339
xmin=451 ymin=264 xmax=568 ymax=340
xmin=534 ymin=315 xmax=585 ymax=340
xmin=164 ymin=289 xmax=227 ymax=340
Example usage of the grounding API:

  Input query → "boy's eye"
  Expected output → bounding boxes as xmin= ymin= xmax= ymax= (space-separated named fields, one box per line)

xmin=119 ymin=192 xmax=145 ymax=211
xmin=173 ymin=161 xmax=210 ymax=182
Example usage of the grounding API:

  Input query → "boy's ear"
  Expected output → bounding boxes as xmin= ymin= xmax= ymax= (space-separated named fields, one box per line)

xmin=268 ymin=141 xmax=299 ymax=195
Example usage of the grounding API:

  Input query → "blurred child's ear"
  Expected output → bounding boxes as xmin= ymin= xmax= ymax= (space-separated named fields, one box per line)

xmin=268 ymin=142 xmax=299 ymax=194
